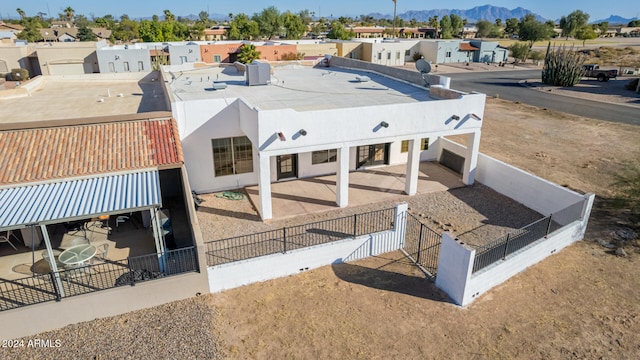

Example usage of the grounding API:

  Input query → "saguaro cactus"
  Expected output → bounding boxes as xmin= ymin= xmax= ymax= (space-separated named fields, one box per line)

xmin=541 ymin=43 xmax=586 ymax=87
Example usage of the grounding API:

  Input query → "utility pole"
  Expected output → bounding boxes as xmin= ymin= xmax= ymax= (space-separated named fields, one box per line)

xmin=392 ymin=0 xmax=397 ymax=38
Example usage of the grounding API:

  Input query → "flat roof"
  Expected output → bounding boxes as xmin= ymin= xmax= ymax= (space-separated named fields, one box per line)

xmin=168 ymin=65 xmax=432 ymax=111
xmin=0 ymin=75 xmax=169 ymax=124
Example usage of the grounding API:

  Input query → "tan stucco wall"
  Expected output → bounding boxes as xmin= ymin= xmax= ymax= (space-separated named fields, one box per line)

xmin=35 ymin=43 xmax=100 ymax=75
xmin=296 ymin=43 xmax=338 ymax=58
xmin=0 ymin=45 xmax=30 ymax=74
xmin=336 ymin=42 xmax=362 ymax=59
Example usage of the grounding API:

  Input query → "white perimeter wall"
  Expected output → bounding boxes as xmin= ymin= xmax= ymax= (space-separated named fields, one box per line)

xmin=441 ymin=138 xmax=585 ymax=218
xmin=207 ymin=204 xmax=407 ymax=293
xmin=436 ymin=192 xmax=594 ymax=306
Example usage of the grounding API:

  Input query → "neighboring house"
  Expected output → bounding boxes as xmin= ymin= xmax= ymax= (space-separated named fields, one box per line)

xmin=34 ymin=41 xmax=105 ymax=75
xmin=96 ymin=43 xmax=152 ymax=73
xmin=356 ymin=38 xmax=419 ymax=66
xmin=350 ymin=26 xmax=385 ymax=38
xmin=418 ymin=39 xmax=507 ymax=64
xmin=0 ymin=22 xmax=24 ymax=35
xmin=202 ymin=26 xmax=228 ymax=41
xmin=167 ymin=42 xmax=201 ymax=65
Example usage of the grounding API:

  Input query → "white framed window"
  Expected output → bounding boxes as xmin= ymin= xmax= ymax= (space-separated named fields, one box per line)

xmin=213 ymin=55 xmax=222 ymax=62
xmin=400 ymin=138 xmax=429 ymax=153
xmin=312 ymin=149 xmax=337 ymax=165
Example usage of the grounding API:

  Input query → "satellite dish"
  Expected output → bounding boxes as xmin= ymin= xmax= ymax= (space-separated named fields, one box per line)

xmin=416 ymin=59 xmax=432 ymax=74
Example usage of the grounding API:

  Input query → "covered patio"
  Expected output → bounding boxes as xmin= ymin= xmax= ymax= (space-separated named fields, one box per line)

xmin=246 ymin=161 xmax=465 ymax=219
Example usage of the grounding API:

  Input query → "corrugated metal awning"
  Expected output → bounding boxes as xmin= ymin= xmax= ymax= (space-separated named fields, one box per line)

xmin=0 ymin=170 xmax=162 ymax=231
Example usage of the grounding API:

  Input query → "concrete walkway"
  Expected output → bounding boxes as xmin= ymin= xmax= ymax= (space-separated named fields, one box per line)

xmin=246 ymin=162 xmax=464 ymax=219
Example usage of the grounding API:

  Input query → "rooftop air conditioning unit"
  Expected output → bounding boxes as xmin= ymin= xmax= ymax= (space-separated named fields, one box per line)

xmin=245 ymin=61 xmax=271 ymax=86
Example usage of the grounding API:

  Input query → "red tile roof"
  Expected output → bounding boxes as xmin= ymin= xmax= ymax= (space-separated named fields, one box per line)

xmin=459 ymin=43 xmax=479 ymax=51
xmin=0 ymin=118 xmax=183 ymax=186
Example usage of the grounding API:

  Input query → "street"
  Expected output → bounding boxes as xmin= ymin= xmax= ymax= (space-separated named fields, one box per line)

xmin=446 ymin=70 xmax=639 ymax=126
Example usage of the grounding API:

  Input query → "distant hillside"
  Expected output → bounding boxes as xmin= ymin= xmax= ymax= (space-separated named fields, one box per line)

xmin=371 ymin=5 xmax=546 ymax=23
xmin=592 ymin=15 xmax=639 ymax=25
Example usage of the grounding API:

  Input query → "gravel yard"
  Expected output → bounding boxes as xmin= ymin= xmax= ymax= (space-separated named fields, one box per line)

xmin=196 ymin=181 xmax=543 ymax=249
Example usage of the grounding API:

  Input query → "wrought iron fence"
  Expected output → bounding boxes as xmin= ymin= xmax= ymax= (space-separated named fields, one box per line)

xmin=403 ymin=213 xmax=442 ymax=278
xmin=205 ymin=207 xmax=396 ymax=266
xmin=472 ymin=198 xmax=586 ymax=274
xmin=0 ymin=247 xmax=199 ymax=311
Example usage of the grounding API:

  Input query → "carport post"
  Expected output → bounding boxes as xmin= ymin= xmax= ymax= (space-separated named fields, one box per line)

xmin=41 ymin=224 xmax=65 ymax=298
xmin=404 ymin=138 xmax=421 ymax=195
xmin=462 ymin=130 xmax=481 ymax=185
xmin=336 ymin=146 xmax=350 ymax=208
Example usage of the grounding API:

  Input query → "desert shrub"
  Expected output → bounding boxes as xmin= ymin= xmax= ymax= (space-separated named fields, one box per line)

xmin=613 ymin=164 xmax=640 ymax=229
xmin=528 ymin=50 xmax=545 ymax=62
xmin=9 ymin=68 xmax=29 ymax=81
xmin=541 ymin=44 xmax=585 ymax=86
xmin=509 ymin=43 xmax=530 ymax=63
xmin=412 ymin=52 xmax=423 ymax=61
xmin=280 ymin=52 xmax=305 ymax=60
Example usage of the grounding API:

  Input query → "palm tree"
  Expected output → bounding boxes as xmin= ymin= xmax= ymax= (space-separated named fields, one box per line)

xmin=237 ymin=44 xmax=261 ymax=64
xmin=64 ymin=6 xmax=74 ymax=23
xmin=16 ymin=8 xmax=26 ymax=20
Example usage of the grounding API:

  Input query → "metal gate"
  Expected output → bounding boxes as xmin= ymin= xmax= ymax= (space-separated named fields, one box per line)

xmin=402 ymin=213 xmax=442 ymax=279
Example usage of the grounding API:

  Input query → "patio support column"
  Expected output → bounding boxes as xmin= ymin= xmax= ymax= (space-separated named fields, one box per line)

xmin=151 ymin=207 xmax=166 ymax=254
xmin=336 ymin=146 xmax=350 ymax=208
xmin=41 ymin=224 xmax=65 ymax=297
xmin=258 ymin=153 xmax=273 ymax=220
xmin=462 ymin=130 xmax=481 ymax=185
xmin=405 ymin=138 xmax=421 ymax=195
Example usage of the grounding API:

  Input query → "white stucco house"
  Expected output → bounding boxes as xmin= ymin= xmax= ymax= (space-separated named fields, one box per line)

xmin=166 ymin=57 xmax=484 ymax=220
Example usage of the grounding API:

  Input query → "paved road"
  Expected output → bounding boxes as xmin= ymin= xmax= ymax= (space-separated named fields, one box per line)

xmin=447 ymin=70 xmax=639 ymax=126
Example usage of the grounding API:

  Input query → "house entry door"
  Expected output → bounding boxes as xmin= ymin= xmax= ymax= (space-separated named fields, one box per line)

xmin=276 ymin=154 xmax=298 ymax=180
xmin=356 ymin=143 xmax=389 ymax=169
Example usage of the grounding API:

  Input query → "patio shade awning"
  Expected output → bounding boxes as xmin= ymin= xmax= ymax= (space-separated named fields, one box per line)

xmin=0 ymin=170 xmax=162 ymax=231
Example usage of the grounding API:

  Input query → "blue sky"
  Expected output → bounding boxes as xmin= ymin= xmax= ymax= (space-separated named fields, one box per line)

xmin=2 ymin=1 xmax=638 ymax=21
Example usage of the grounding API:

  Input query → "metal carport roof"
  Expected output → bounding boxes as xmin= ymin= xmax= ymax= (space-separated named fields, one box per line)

xmin=0 ymin=169 xmax=162 ymax=231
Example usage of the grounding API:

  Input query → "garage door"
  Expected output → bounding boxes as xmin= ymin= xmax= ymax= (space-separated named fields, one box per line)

xmin=49 ymin=62 xmax=86 ymax=75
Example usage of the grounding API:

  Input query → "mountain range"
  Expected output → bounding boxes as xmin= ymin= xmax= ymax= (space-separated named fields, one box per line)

xmin=172 ymin=5 xmax=638 ymax=25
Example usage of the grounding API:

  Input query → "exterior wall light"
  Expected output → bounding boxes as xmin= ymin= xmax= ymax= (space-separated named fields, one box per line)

xmin=451 ymin=115 xmax=460 ymax=120
xmin=471 ymin=113 xmax=482 ymax=120
xmin=298 ymin=129 xmax=307 ymax=136
xmin=380 ymin=121 xmax=389 ymax=128
xmin=277 ymin=132 xmax=286 ymax=141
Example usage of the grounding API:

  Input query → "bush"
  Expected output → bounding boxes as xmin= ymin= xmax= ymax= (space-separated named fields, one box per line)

xmin=9 ymin=68 xmax=29 ymax=81
xmin=528 ymin=50 xmax=545 ymax=62
xmin=412 ymin=52 xmax=423 ymax=61
xmin=280 ymin=52 xmax=305 ymax=61
xmin=509 ymin=43 xmax=530 ymax=64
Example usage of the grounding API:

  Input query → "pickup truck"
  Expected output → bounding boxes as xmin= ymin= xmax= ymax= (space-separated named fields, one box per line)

xmin=582 ymin=64 xmax=618 ymax=82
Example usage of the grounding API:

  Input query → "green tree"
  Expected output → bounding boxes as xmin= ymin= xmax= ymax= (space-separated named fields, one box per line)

xmin=596 ymin=22 xmax=609 ymax=37
xmin=199 ymin=11 xmax=209 ymax=24
xmin=16 ymin=17 xmax=44 ymax=42
xmin=237 ymin=44 xmax=261 ymax=64
xmin=476 ymin=20 xmax=502 ymax=38
xmin=505 ymin=18 xmax=519 ymax=36
xmin=64 ymin=6 xmax=74 ymax=23
xmin=509 ymin=42 xmax=530 ymax=63
xmin=95 ymin=14 xmax=116 ymax=29
xmin=450 ymin=14 xmax=463 ymax=37
xmin=282 ymin=11 xmax=305 ymax=39
xmin=112 ymin=14 xmax=139 ymax=42
xmin=495 ymin=18 xmax=503 ymax=27
xmin=327 ymin=21 xmax=353 ymax=40
xmin=439 ymin=15 xmax=453 ymax=39
xmin=298 ymin=9 xmax=313 ymax=25
xmin=77 ymin=26 xmax=97 ymax=41
xmin=253 ymin=6 xmax=282 ymax=39
xmin=163 ymin=10 xmax=176 ymax=22
xmin=518 ymin=14 xmax=553 ymax=47
xmin=428 ymin=15 xmax=439 ymax=38
xmin=559 ymin=10 xmax=589 ymax=39
xmin=16 ymin=8 xmax=26 ymax=20
xmin=628 ymin=20 xmax=640 ymax=27
xmin=227 ymin=13 xmax=259 ymax=40
xmin=575 ymin=25 xmax=597 ymax=46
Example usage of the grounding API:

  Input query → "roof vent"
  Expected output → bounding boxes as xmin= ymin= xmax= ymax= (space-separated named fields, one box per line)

xmin=212 ymin=82 xmax=227 ymax=90
xmin=355 ymin=75 xmax=370 ymax=82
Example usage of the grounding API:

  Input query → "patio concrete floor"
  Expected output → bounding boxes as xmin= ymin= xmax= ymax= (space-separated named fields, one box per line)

xmin=0 ymin=219 xmax=157 ymax=281
xmin=245 ymin=162 xmax=464 ymax=219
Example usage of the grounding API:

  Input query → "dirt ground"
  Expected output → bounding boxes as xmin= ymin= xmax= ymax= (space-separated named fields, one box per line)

xmin=209 ymin=97 xmax=640 ymax=359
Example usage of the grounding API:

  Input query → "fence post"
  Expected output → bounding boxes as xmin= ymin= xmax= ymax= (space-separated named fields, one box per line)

xmin=49 ymin=272 xmax=62 ymax=302
xmin=283 ymin=227 xmax=287 ymax=254
xmin=353 ymin=214 xmax=358 ymax=238
xmin=128 ymin=258 xmax=136 ymax=286
xmin=502 ymin=233 xmax=510 ymax=260
xmin=416 ymin=224 xmax=424 ymax=264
